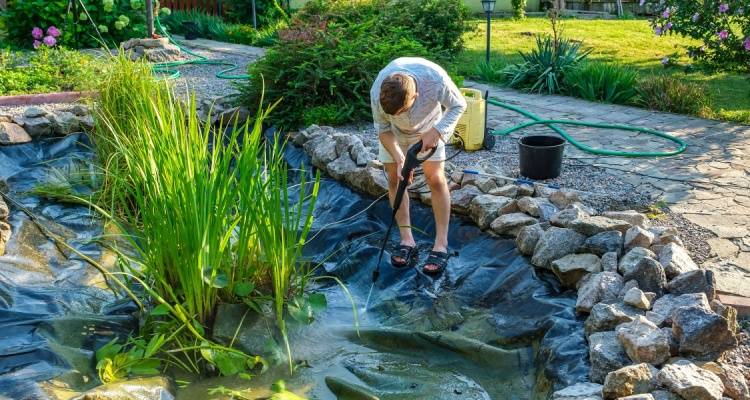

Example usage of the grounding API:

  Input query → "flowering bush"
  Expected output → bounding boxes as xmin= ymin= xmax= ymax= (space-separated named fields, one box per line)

xmin=645 ymin=0 xmax=750 ymax=70
xmin=31 ymin=26 xmax=61 ymax=49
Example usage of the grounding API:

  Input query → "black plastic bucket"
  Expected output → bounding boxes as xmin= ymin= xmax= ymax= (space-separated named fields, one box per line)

xmin=183 ymin=22 xmax=200 ymax=40
xmin=518 ymin=135 xmax=565 ymax=180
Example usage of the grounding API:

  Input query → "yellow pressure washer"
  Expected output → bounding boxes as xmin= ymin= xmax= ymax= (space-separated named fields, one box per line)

xmin=453 ymin=88 xmax=494 ymax=151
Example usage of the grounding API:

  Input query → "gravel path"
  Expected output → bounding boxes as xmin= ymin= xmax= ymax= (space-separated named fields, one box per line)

xmin=170 ymin=48 xmax=255 ymax=102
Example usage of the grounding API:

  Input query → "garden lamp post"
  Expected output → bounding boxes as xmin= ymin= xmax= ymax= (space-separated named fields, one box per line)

xmin=145 ymin=0 xmax=154 ymax=37
xmin=481 ymin=0 xmax=496 ymax=64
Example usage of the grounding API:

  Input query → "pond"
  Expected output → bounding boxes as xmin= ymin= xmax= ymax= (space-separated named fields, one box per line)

xmin=0 ymin=134 xmax=589 ymax=399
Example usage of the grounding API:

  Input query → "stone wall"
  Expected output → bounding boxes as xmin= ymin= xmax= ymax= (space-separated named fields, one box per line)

xmin=291 ymin=125 xmax=749 ymax=400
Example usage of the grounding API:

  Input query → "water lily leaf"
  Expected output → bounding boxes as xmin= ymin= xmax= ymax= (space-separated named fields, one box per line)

xmin=234 ymin=282 xmax=255 ymax=297
xmin=308 ymin=293 xmax=327 ymax=313
xmin=214 ymin=350 xmax=248 ymax=376
xmin=287 ymin=299 xmax=313 ymax=324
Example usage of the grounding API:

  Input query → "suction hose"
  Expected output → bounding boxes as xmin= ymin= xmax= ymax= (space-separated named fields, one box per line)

xmin=486 ymin=97 xmax=687 ymax=158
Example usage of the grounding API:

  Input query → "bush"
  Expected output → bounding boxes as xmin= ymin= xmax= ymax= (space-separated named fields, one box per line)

xmin=635 ymin=74 xmax=711 ymax=115
xmin=644 ymin=0 xmax=750 ymax=71
xmin=380 ymin=0 xmax=472 ymax=55
xmin=0 ymin=47 xmax=107 ymax=95
xmin=564 ymin=62 xmax=638 ymax=104
xmin=161 ymin=10 xmax=281 ymax=46
xmin=3 ymin=0 xmax=167 ymax=48
xmin=512 ymin=0 xmax=527 ymax=19
xmin=503 ymin=35 xmax=590 ymax=94
xmin=238 ymin=0 xmax=469 ymax=127
xmin=223 ymin=0 xmax=288 ymax=28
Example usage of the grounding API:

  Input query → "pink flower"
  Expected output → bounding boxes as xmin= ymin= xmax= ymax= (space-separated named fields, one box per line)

xmin=718 ymin=30 xmax=729 ymax=40
xmin=665 ymin=22 xmax=673 ymax=30
xmin=46 ymin=26 xmax=61 ymax=38
xmin=654 ymin=26 xmax=663 ymax=36
xmin=744 ymin=37 xmax=750 ymax=51
xmin=33 ymin=40 xmax=42 ymax=49
xmin=662 ymin=9 xmax=670 ymax=18
xmin=31 ymin=27 xmax=43 ymax=40
xmin=43 ymin=35 xmax=56 ymax=47
xmin=719 ymin=3 xmax=729 ymax=13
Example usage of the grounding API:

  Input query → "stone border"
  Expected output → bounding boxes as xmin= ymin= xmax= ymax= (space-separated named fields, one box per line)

xmin=290 ymin=125 xmax=749 ymax=400
xmin=0 ymin=91 xmax=96 ymax=107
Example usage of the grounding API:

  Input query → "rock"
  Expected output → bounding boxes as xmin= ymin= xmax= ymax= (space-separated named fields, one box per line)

xmin=589 ymin=331 xmax=631 ymax=384
xmin=619 ymin=280 xmax=639 ymax=297
xmin=77 ymin=114 xmax=95 ymax=131
xmin=580 ymin=231 xmax=623 ymax=257
xmin=585 ymin=302 xmax=642 ymax=336
xmin=619 ymin=395 xmax=654 ymax=400
xmin=650 ymin=390 xmax=681 ymax=400
xmin=332 ymin=133 xmax=356 ymax=156
xmin=552 ymin=253 xmax=602 ymax=288
xmin=701 ymin=362 xmax=750 ymax=400
xmin=489 ymin=184 xmax=519 ymax=198
xmin=75 ymin=376 xmax=175 ymax=400
xmin=551 ymin=206 xmax=589 ymax=228
xmin=534 ymin=184 xmax=557 ymax=198
xmin=469 ymin=195 xmax=513 ymax=230
xmin=662 ymin=327 xmax=679 ymax=356
xmin=552 ymin=382 xmax=604 ymax=400
xmin=461 ymin=171 xmax=489 ymax=188
xmin=617 ymin=316 xmax=671 ymax=365
xmin=658 ymin=359 xmax=724 ymax=400
xmin=531 ymin=227 xmax=587 ymax=268
xmin=711 ymin=301 xmax=740 ymax=335
xmin=652 ymin=227 xmax=685 ymax=248
xmin=50 ymin=111 xmax=80 ymax=135
xmin=570 ymin=202 xmax=598 ymax=216
xmin=327 ymin=154 xmax=358 ymax=181
xmin=0 ymin=221 xmax=10 ymax=256
xmin=70 ymin=104 xmax=89 ymax=116
xmin=672 ymin=306 xmax=738 ymax=361
xmin=16 ymin=116 xmax=52 ymax=137
xmin=577 ymin=271 xmax=624 ymax=314
xmin=516 ymin=223 xmax=545 ymax=256
xmin=602 ymin=210 xmax=649 ymax=229
xmin=451 ymin=185 xmax=483 ymax=214
xmin=305 ymin=136 xmax=338 ymax=170
xmin=450 ymin=170 xmax=463 ymax=184
xmin=23 ymin=106 xmax=46 ymax=118
xmin=667 ymin=269 xmax=716 ymax=302
xmin=474 ymin=176 xmax=498 ymax=192
xmin=549 ymin=188 xmax=580 ymax=209
xmin=143 ymin=45 xmax=182 ymax=62
xmin=570 ymin=216 xmax=632 ymax=236
xmin=623 ymin=257 xmax=667 ymax=297
xmin=659 ymin=243 xmax=699 ymax=279
xmin=602 ymin=363 xmax=658 ymax=399
xmin=619 ymin=247 xmax=657 ymax=277
xmin=0 ymin=122 xmax=31 ymax=144
xmin=345 ymin=166 xmax=388 ymax=196
xmin=490 ymin=212 xmax=538 ymax=237
xmin=624 ymin=226 xmax=655 ymax=250
xmin=649 ymin=293 xmax=711 ymax=327
xmin=349 ymin=140 xmax=372 ymax=167
xmin=499 ymin=198 xmax=520 ymax=214
xmin=624 ymin=287 xmax=651 ymax=310
xmin=601 ymin=252 xmax=618 ymax=272
xmin=517 ymin=196 xmax=557 ymax=218
xmin=123 ymin=37 xmax=171 ymax=49
xmin=0 ymin=197 xmax=8 ymax=219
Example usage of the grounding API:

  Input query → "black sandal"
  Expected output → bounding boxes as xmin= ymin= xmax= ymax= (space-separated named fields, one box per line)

xmin=422 ymin=251 xmax=450 ymax=276
xmin=390 ymin=245 xmax=418 ymax=268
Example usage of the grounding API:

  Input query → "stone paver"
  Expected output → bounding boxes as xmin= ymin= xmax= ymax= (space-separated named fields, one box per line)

xmin=466 ymin=81 xmax=750 ymax=297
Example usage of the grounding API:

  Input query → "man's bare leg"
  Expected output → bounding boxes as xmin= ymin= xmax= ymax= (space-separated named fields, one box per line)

xmin=384 ymin=162 xmax=416 ymax=263
xmin=422 ymin=161 xmax=450 ymax=255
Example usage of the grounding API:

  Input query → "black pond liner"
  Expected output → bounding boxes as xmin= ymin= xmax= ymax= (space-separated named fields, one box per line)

xmin=0 ymin=134 xmax=589 ymax=399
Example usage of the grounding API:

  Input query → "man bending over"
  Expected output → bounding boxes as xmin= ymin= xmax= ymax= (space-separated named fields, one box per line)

xmin=370 ymin=57 xmax=467 ymax=275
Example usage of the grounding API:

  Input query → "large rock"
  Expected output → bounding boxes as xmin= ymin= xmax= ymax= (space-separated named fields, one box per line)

xmin=517 ymin=196 xmax=557 ymax=219
xmin=623 ymin=287 xmax=651 ymax=310
xmin=551 ymin=207 xmax=589 ymax=228
xmin=552 ymin=253 xmax=602 ymax=288
xmin=672 ymin=305 xmax=738 ymax=361
xmin=15 ymin=116 xmax=52 ymax=137
xmin=657 ymin=359 xmax=724 ymax=400
xmin=569 ymin=215 xmax=631 ymax=236
xmin=624 ymin=226 xmax=655 ymax=250
xmin=617 ymin=316 xmax=671 ymax=365
xmin=651 ymin=227 xmax=685 ymax=248
xmin=648 ymin=293 xmax=711 ymax=327
xmin=602 ymin=363 xmax=658 ymax=399
xmin=24 ymin=106 xmax=46 ymax=118
xmin=50 ymin=111 xmax=80 ymax=135
xmin=618 ymin=247 xmax=657 ymax=277
xmin=552 ymin=382 xmax=603 ymax=400
xmin=490 ymin=212 xmax=537 ymax=236
xmin=667 ymin=269 xmax=716 ymax=302
xmin=75 ymin=376 xmax=175 ymax=400
xmin=580 ymin=231 xmax=623 ymax=256
xmin=344 ymin=166 xmax=388 ymax=196
xmin=531 ymin=227 xmax=586 ymax=268
xmin=585 ymin=302 xmax=642 ymax=336
xmin=0 ymin=121 xmax=32 ymax=144
xmin=0 ymin=197 xmax=8 ymax=220
xmin=516 ymin=223 xmax=545 ymax=256
xmin=451 ymin=185 xmax=483 ymax=214
xmin=549 ymin=188 xmax=580 ymax=209
xmin=327 ymin=154 xmax=358 ymax=181
xmin=623 ymin=257 xmax=667 ymax=297
xmin=602 ymin=210 xmax=649 ymax=229
xmin=701 ymin=362 xmax=750 ymax=400
xmin=601 ymin=252 xmax=618 ymax=272
xmin=650 ymin=390 xmax=681 ymax=400
xmin=349 ymin=139 xmax=372 ymax=166
xmin=489 ymin=184 xmax=520 ymax=198
xmin=658 ymin=243 xmax=699 ymax=279
xmin=589 ymin=331 xmax=631 ymax=384
xmin=576 ymin=271 xmax=624 ymax=314
xmin=469 ymin=194 xmax=513 ymax=230
xmin=308 ymin=137 xmax=339 ymax=170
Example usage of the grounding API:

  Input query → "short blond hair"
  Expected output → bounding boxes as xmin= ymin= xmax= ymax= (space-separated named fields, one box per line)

xmin=380 ymin=73 xmax=416 ymax=115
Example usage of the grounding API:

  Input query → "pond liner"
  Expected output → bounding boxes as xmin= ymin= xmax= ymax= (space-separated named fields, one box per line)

xmin=0 ymin=133 xmax=590 ymax=399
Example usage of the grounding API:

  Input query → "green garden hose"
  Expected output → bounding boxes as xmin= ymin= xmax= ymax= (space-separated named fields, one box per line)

xmin=152 ymin=16 xmax=250 ymax=81
xmin=487 ymin=98 xmax=688 ymax=157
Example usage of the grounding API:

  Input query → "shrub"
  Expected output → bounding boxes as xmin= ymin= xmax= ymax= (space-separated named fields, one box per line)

xmin=0 ymin=47 xmax=107 ymax=95
xmin=223 ymin=0 xmax=288 ymax=28
xmin=161 ymin=10 xmax=281 ymax=46
xmin=564 ymin=62 xmax=638 ymax=104
xmin=644 ymin=0 xmax=750 ymax=71
xmin=635 ymin=74 xmax=711 ymax=115
xmin=512 ymin=0 xmax=527 ymax=19
xmin=469 ymin=59 xmax=508 ymax=84
xmin=380 ymin=0 xmax=472 ymax=55
xmin=503 ymin=35 xmax=590 ymax=94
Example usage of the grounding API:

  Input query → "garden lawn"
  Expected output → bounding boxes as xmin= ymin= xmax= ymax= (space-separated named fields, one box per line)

xmin=455 ymin=17 xmax=750 ymax=124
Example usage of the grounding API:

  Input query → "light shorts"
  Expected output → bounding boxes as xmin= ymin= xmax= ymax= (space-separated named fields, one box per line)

xmin=377 ymin=133 xmax=446 ymax=164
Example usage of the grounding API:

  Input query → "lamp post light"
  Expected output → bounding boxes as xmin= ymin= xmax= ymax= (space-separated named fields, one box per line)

xmin=481 ymin=0 xmax=496 ymax=64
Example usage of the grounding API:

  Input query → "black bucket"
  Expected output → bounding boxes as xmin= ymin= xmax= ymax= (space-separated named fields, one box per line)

xmin=182 ymin=21 xmax=200 ymax=40
xmin=518 ymin=135 xmax=565 ymax=180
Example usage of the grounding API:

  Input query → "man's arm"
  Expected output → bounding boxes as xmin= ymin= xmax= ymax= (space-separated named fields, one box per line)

xmin=422 ymin=76 xmax=468 ymax=149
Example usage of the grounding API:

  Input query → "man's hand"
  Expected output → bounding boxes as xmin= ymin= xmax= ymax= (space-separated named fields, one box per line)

xmin=422 ymin=128 xmax=442 ymax=150
xmin=395 ymin=153 xmax=414 ymax=184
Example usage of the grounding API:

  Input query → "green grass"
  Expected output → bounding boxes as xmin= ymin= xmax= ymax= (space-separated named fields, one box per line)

xmin=456 ymin=17 xmax=750 ymax=123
